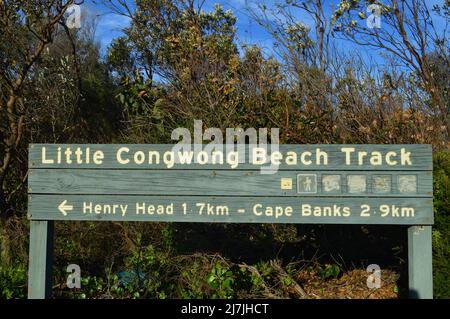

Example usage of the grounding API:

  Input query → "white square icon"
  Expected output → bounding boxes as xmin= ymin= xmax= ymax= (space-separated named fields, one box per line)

xmin=347 ymin=175 xmax=367 ymax=193
xmin=297 ymin=174 xmax=317 ymax=194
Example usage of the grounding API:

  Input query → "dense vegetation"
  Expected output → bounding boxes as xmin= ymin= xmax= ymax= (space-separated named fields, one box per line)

xmin=0 ymin=0 xmax=449 ymax=298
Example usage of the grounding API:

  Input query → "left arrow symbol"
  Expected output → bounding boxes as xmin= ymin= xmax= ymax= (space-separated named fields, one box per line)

xmin=58 ymin=200 xmax=73 ymax=216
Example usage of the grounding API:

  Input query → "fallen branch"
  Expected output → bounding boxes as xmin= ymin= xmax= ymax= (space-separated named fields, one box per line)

xmin=270 ymin=260 xmax=309 ymax=299
xmin=238 ymin=263 xmax=284 ymax=299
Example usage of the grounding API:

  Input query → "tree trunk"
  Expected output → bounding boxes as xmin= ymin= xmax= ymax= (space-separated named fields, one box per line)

xmin=0 ymin=220 xmax=11 ymax=266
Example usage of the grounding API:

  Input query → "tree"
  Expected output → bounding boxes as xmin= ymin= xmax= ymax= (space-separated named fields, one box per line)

xmin=0 ymin=0 xmax=79 ymax=265
xmin=332 ymin=0 xmax=449 ymax=137
xmin=106 ymin=0 xmax=241 ymax=132
xmin=28 ymin=10 xmax=121 ymax=144
xmin=0 ymin=0 xmax=79 ymax=215
xmin=247 ymin=1 xmax=336 ymax=141
xmin=247 ymin=0 xmax=333 ymax=72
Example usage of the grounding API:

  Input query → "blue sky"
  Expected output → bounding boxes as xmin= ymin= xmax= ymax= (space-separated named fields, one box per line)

xmin=84 ymin=0 xmax=380 ymax=72
xmin=85 ymin=0 xmax=281 ymax=54
xmin=81 ymin=0 xmax=393 ymax=71
xmin=80 ymin=0 xmax=446 ymax=71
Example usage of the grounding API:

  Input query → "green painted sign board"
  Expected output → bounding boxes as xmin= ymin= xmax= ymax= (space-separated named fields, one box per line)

xmin=27 ymin=144 xmax=434 ymax=299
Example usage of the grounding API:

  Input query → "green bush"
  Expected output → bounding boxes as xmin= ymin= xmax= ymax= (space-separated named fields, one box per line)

xmin=78 ymin=276 xmax=105 ymax=299
xmin=0 ymin=263 xmax=26 ymax=299
xmin=206 ymin=263 xmax=235 ymax=299
xmin=317 ymin=263 xmax=342 ymax=280
xmin=432 ymin=151 xmax=450 ymax=298
xmin=122 ymin=243 xmax=172 ymax=298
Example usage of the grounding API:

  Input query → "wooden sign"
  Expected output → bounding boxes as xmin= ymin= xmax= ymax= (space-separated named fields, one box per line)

xmin=27 ymin=144 xmax=434 ymax=299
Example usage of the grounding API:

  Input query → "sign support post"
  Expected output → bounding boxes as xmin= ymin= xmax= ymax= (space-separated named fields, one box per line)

xmin=28 ymin=220 xmax=54 ymax=299
xmin=408 ymin=225 xmax=433 ymax=299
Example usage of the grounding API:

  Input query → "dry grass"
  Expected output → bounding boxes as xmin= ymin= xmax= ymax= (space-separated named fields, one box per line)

xmin=297 ymin=269 xmax=399 ymax=299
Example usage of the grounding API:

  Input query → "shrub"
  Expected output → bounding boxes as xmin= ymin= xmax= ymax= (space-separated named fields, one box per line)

xmin=0 ymin=263 xmax=26 ymax=299
xmin=432 ymin=151 xmax=450 ymax=298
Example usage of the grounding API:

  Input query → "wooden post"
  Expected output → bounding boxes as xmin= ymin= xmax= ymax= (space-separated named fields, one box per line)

xmin=408 ymin=225 xmax=433 ymax=299
xmin=28 ymin=220 xmax=54 ymax=299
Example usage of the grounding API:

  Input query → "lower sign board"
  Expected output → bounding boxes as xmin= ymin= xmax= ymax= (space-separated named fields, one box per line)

xmin=28 ymin=195 xmax=432 ymax=224
xmin=27 ymin=144 xmax=434 ymax=298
